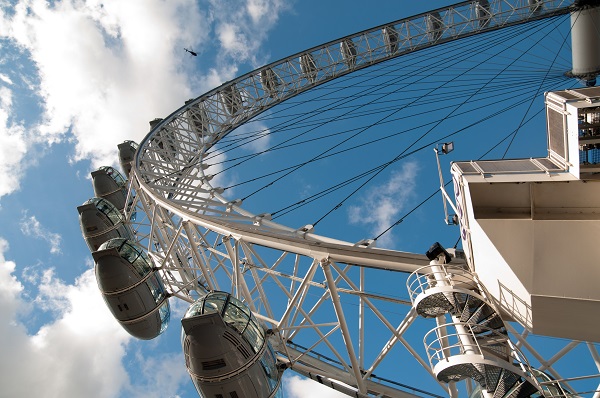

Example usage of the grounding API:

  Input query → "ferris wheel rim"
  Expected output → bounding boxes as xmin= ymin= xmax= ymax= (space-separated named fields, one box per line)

xmin=133 ymin=0 xmax=576 ymax=262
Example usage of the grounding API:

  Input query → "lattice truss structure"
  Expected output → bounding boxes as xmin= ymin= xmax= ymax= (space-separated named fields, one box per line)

xmin=115 ymin=1 xmax=600 ymax=397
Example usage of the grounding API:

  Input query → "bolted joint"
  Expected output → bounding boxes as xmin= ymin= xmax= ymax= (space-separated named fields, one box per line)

xmin=319 ymin=257 xmax=331 ymax=267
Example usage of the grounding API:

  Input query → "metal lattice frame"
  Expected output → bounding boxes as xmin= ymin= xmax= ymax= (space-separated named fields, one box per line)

xmin=120 ymin=1 xmax=600 ymax=397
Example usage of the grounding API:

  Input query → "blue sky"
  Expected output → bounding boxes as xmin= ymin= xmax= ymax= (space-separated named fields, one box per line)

xmin=0 ymin=1 xmax=595 ymax=397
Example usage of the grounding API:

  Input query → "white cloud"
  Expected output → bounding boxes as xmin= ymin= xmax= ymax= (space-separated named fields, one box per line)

xmin=0 ymin=86 xmax=28 ymax=197
xmin=0 ymin=238 xmax=129 ymax=397
xmin=283 ymin=374 xmax=349 ymax=398
xmin=217 ymin=23 xmax=244 ymax=54
xmin=246 ymin=0 xmax=288 ymax=29
xmin=20 ymin=212 xmax=62 ymax=254
xmin=0 ymin=0 xmax=291 ymax=200
xmin=196 ymin=66 xmax=240 ymax=94
xmin=348 ymin=161 xmax=419 ymax=248
xmin=1 ymin=0 xmax=207 ymax=170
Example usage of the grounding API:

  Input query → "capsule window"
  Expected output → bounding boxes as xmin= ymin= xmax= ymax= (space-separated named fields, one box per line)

xmin=185 ymin=301 xmax=205 ymax=318
xmin=158 ymin=302 xmax=170 ymax=334
xmin=107 ymin=239 xmax=151 ymax=277
xmin=99 ymin=166 xmax=126 ymax=186
xmin=203 ymin=292 xmax=229 ymax=315
xmin=260 ymin=346 xmax=279 ymax=390
xmin=242 ymin=319 xmax=264 ymax=353
xmin=223 ymin=301 xmax=249 ymax=334
xmin=90 ymin=198 xmax=123 ymax=226
xmin=146 ymin=276 xmax=166 ymax=304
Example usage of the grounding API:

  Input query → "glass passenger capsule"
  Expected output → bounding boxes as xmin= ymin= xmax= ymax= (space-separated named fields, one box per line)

xmin=93 ymin=238 xmax=170 ymax=340
xmin=117 ymin=140 xmax=138 ymax=177
xmin=181 ymin=291 xmax=282 ymax=398
xmin=91 ymin=166 xmax=128 ymax=212
xmin=77 ymin=197 xmax=132 ymax=251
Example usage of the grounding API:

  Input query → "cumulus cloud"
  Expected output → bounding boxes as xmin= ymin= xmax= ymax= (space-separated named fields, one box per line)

xmin=1 ymin=0 xmax=209 ymax=168
xmin=0 ymin=0 xmax=292 ymax=199
xmin=0 ymin=239 xmax=128 ymax=397
xmin=20 ymin=212 xmax=62 ymax=254
xmin=348 ymin=161 xmax=419 ymax=248
xmin=0 ymin=237 xmax=189 ymax=397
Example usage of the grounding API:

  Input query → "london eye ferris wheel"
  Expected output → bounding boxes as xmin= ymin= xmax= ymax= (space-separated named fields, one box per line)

xmin=77 ymin=1 xmax=600 ymax=397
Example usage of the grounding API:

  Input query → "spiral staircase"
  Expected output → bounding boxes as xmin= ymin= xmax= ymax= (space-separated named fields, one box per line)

xmin=407 ymin=244 xmax=545 ymax=398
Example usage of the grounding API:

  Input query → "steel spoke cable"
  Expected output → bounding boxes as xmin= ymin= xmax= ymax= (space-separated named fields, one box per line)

xmin=208 ymin=31 xmax=492 ymax=152
xmin=481 ymin=78 xmax=577 ymax=158
xmin=465 ymin=14 xmax=570 ymax=68
xmin=202 ymin=44 xmax=454 ymax=163
xmin=271 ymin=72 xmax=568 ymax=221
xmin=502 ymin=10 xmax=574 ymax=158
xmin=246 ymin=16 xmax=564 ymax=134
xmin=213 ymin=52 xmax=560 ymax=163
xmin=223 ymin=76 xmax=566 ymax=195
xmin=152 ymin=53 xmax=457 ymax=186
xmin=204 ymin=26 xmax=547 ymax=170
xmin=372 ymin=80 xmax=571 ymax=242
xmin=209 ymin=17 xmax=553 ymax=154
xmin=240 ymin=71 xmax=567 ymax=130
xmin=152 ymin=56 xmax=431 ymax=185
xmin=223 ymin=73 xmax=567 ymax=183
xmin=273 ymin=15 xmax=563 ymax=105
xmin=309 ymin=16 xmax=568 ymax=228
xmin=230 ymin=20 xmax=548 ymax=202
xmin=209 ymin=33 xmax=472 ymax=148
xmin=230 ymin=82 xmax=563 ymax=207
xmin=213 ymin=49 xmax=481 ymax=180
xmin=153 ymin=14 xmax=569 ymax=188
xmin=212 ymin=76 xmax=565 ymax=170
